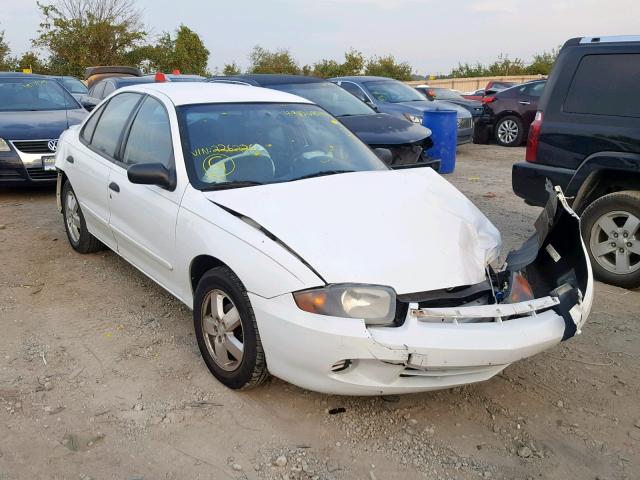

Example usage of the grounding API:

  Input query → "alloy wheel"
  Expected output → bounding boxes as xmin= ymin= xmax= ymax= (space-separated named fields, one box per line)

xmin=65 ymin=190 xmax=81 ymax=244
xmin=497 ymin=119 xmax=519 ymax=145
xmin=589 ymin=210 xmax=640 ymax=274
xmin=201 ymin=289 xmax=244 ymax=371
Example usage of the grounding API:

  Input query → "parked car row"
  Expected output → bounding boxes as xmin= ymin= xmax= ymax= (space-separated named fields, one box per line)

xmin=331 ymin=76 xmax=474 ymax=145
xmin=206 ymin=74 xmax=437 ymax=169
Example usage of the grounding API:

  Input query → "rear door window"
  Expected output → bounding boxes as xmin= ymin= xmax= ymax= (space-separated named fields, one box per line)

xmin=564 ymin=54 xmax=640 ymax=117
xmin=102 ymin=81 xmax=116 ymax=99
xmin=521 ymin=82 xmax=545 ymax=97
xmin=80 ymin=103 xmax=106 ymax=143
xmin=90 ymin=93 xmax=142 ymax=159
xmin=90 ymin=81 xmax=106 ymax=99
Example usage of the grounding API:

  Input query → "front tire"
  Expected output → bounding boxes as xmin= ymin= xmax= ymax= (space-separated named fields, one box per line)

xmin=194 ymin=266 xmax=269 ymax=389
xmin=494 ymin=115 xmax=524 ymax=147
xmin=62 ymin=181 xmax=102 ymax=254
xmin=581 ymin=191 xmax=640 ymax=289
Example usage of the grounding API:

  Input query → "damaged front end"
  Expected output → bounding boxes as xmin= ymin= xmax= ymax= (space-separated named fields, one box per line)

xmin=357 ymin=185 xmax=593 ymax=391
xmin=403 ymin=184 xmax=592 ymax=340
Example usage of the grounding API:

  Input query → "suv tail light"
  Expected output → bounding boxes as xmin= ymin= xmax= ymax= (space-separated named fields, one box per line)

xmin=482 ymin=96 xmax=496 ymax=104
xmin=526 ymin=111 xmax=544 ymax=162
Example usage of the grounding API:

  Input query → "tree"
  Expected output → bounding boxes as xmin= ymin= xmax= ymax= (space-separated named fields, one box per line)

xmin=311 ymin=49 xmax=365 ymax=78
xmin=16 ymin=52 xmax=49 ymax=73
xmin=248 ymin=46 xmax=300 ymax=74
xmin=486 ymin=54 xmax=525 ymax=76
xmin=222 ymin=62 xmax=241 ymax=76
xmin=171 ymin=25 xmax=209 ymax=75
xmin=449 ymin=61 xmax=487 ymax=78
xmin=140 ymin=26 xmax=209 ymax=75
xmin=33 ymin=0 xmax=147 ymax=76
xmin=526 ymin=48 xmax=559 ymax=75
xmin=0 ymin=30 xmax=16 ymax=71
xmin=364 ymin=54 xmax=413 ymax=80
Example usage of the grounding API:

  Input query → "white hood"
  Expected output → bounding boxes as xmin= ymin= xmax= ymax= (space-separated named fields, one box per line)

xmin=204 ymin=168 xmax=501 ymax=294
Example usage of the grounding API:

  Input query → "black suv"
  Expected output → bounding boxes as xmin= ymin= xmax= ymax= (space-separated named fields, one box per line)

xmin=512 ymin=36 xmax=640 ymax=288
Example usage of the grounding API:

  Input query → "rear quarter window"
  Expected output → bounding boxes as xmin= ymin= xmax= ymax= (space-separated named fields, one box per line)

xmin=564 ymin=53 xmax=640 ymax=118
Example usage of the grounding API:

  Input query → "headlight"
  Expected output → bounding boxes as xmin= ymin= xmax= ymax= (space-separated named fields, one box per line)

xmin=293 ymin=284 xmax=396 ymax=326
xmin=0 ymin=138 xmax=10 ymax=152
xmin=402 ymin=113 xmax=423 ymax=124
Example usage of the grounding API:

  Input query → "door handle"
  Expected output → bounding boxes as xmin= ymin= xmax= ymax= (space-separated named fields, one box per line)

xmin=518 ymin=101 xmax=531 ymax=105
xmin=109 ymin=182 xmax=120 ymax=193
xmin=66 ymin=155 xmax=74 ymax=163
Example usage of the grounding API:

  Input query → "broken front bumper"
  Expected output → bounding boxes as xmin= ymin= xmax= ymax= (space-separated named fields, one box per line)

xmin=251 ymin=187 xmax=593 ymax=395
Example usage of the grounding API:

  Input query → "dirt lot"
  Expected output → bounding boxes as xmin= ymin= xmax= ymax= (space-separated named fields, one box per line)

xmin=1 ymin=144 xmax=638 ymax=480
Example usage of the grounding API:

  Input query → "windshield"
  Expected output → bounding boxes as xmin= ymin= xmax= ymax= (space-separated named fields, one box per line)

xmin=271 ymin=82 xmax=375 ymax=117
xmin=432 ymin=88 xmax=464 ymax=101
xmin=178 ymin=103 xmax=388 ymax=190
xmin=61 ymin=77 xmax=88 ymax=94
xmin=364 ymin=80 xmax=426 ymax=103
xmin=0 ymin=77 xmax=80 ymax=111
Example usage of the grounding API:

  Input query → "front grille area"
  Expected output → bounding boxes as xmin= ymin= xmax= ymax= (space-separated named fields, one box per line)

xmin=26 ymin=167 xmax=57 ymax=180
xmin=383 ymin=144 xmax=422 ymax=166
xmin=457 ymin=117 xmax=473 ymax=129
xmin=11 ymin=139 xmax=56 ymax=154
xmin=0 ymin=169 xmax=23 ymax=180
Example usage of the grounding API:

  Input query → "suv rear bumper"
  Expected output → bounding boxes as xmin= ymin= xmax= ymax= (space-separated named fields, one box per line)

xmin=512 ymin=162 xmax=575 ymax=206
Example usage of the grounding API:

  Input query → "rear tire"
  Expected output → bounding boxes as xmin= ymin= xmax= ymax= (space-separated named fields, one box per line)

xmin=473 ymin=124 xmax=491 ymax=144
xmin=581 ymin=190 xmax=640 ymax=289
xmin=62 ymin=181 xmax=102 ymax=254
xmin=494 ymin=115 xmax=524 ymax=147
xmin=194 ymin=266 xmax=269 ymax=389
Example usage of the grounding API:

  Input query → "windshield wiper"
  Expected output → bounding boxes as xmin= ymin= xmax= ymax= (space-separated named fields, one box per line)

xmin=200 ymin=180 xmax=264 ymax=191
xmin=293 ymin=170 xmax=357 ymax=181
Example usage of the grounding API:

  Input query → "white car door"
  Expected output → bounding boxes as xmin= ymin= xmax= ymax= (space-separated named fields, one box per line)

xmin=63 ymin=94 xmax=139 ymax=249
xmin=107 ymin=94 xmax=182 ymax=291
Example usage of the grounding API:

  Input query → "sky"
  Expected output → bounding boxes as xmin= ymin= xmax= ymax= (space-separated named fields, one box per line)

xmin=1 ymin=0 xmax=639 ymax=75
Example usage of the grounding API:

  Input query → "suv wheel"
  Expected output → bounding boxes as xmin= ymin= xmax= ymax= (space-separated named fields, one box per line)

xmin=193 ymin=266 xmax=269 ymax=389
xmin=494 ymin=115 xmax=524 ymax=147
xmin=581 ymin=191 xmax=640 ymax=289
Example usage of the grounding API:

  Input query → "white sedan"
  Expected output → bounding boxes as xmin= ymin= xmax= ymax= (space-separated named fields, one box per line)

xmin=55 ymin=83 xmax=593 ymax=395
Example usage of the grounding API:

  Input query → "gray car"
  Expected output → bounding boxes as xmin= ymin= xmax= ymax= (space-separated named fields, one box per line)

xmin=330 ymin=76 xmax=474 ymax=145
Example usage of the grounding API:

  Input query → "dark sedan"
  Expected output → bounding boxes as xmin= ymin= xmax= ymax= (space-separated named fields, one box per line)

xmin=207 ymin=74 xmax=436 ymax=169
xmin=0 ymin=74 xmax=86 ymax=185
xmin=415 ymin=86 xmax=484 ymax=120
xmin=477 ymin=80 xmax=546 ymax=147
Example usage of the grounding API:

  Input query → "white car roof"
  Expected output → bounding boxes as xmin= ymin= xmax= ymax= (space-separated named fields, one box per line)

xmin=118 ymin=82 xmax=314 ymax=106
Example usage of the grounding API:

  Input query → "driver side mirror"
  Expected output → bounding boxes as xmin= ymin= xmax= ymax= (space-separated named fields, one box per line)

xmin=363 ymin=97 xmax=378 ymax=111
xmin=80 ymin=96 xmax=98 ymax=111
xmin=127 ymin=163 xmax=176 ymax=191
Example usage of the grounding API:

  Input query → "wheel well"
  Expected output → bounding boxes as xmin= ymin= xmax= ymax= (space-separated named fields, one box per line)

xmin=574 ymin=169 xmax=640 ymax=214
xmin=495 ymin=111 xmax=523 ymax=123
xmin=190 ymin=255 xmax=227 ymax=294
xmin=57 ymin=170 xmax=69 ymax=213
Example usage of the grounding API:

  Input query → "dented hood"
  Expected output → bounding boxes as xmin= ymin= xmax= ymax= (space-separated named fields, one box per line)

xmin=203 ymin=169 xmax=501 ymax=294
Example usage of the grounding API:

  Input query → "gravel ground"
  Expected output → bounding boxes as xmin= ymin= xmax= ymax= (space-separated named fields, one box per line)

xmin=1 ymin=143 xmax=638 ymax=480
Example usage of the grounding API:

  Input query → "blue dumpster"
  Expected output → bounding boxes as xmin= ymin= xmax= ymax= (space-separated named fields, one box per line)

xmin=423 ymin=110 xmax=457 ymax=174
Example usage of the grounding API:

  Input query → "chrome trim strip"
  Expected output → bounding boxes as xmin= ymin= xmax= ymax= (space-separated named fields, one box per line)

xmin=580 ymin=35 xmax=640 ymax=44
